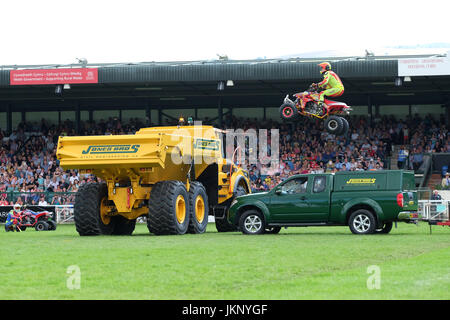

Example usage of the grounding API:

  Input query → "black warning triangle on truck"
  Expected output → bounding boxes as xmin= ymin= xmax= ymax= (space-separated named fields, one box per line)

xmin=228 ymin=170 xmax=420 ymax=235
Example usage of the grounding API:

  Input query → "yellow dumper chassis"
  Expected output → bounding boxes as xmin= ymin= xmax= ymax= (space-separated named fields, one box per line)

xmin=57 ymin=125 xmax=250 ymax=236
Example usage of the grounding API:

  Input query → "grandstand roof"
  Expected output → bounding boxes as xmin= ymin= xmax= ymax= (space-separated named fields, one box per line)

xmin=0 ymin=53 xmax=449 ymax=112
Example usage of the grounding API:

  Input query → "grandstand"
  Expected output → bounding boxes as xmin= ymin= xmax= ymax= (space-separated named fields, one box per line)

xmin=0 ymin=53 xmax=449 ymax=204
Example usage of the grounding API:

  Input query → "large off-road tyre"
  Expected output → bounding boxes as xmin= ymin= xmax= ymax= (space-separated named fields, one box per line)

xmin=325 ymin=115 xmax=344 ymax=135
xmin=348 ymin=209 xmax=376 ymax=235
xmin=187 ymin=182 xmax=209 ymax=234
xmin=147 ymin=180 xmax=190 ymax=235
xmin=239 ymin=209 xmax=265 ymax=235
xmin=339 ymin=117 xmax=349 ymax=136
xmin=74 ymin=183 xmax=136 ymax=236
xmin=215 ymin=185 xmax=247 ymax=232
xmin=279 ymin=103 xmax=299 ymax=121
xmin=375 ymin=222 xmax=393 ymax=234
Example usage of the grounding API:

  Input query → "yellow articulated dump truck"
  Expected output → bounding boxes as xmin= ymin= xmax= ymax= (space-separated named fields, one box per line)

xmin=56 ymin=124 xmax=250 ymax=236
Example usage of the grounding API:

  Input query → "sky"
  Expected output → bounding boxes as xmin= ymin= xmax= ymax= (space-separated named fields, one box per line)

xmin=0 ymin=0 xmax=449 ymax=66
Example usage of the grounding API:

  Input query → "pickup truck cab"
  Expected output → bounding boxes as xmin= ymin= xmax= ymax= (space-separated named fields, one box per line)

xmin=228 ymin=170 xmax=419 ymax=235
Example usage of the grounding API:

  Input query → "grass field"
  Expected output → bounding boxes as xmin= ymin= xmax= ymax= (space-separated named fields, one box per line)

xmin=0 ymin=222 xmax=449 ymax=300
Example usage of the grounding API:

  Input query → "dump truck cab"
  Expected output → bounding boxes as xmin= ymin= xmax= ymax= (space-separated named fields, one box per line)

xmin=56 ymin=124 xmax=250 ymax=236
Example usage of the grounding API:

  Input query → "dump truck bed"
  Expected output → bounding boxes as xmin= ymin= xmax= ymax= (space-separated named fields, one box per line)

xmin=56 ymin=125 xmax=223 ymax=183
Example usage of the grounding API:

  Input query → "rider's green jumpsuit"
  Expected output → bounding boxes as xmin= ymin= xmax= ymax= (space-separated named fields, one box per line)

xmin=318 ymin=70 xmax=344 ymax=102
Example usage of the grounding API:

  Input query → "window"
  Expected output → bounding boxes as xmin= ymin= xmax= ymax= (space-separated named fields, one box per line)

xmin=282 ymin=177 xmax=308 ymax=194
xmin=313 ymin=176 xmax=327 ymax=193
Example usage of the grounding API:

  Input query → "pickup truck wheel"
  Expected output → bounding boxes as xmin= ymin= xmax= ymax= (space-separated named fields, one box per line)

xmin=239 ymin=210 xmax=265 ymax=235
xmin=375 ymin=222 xmax=393 ymax=234
xmin=348 ymin=210 xmax=376 ymax=234
xmin=187 ymin=182 xmax=209 ymax=234
xmin=265 ymin=226 xmax=281 ymax=234
xmin=147 ymin=180 xmax=190 ymax=235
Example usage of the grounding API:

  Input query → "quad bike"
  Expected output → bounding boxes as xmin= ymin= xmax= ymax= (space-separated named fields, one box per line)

xmin=279 ymin=84 xmax=352 ymax=136
xmin=4 ymin=208 xmax=56 ymax=232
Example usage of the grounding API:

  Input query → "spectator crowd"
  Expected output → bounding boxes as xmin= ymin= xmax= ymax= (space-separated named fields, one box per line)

xmin=0 ymin=112 xmax=449 ymax=205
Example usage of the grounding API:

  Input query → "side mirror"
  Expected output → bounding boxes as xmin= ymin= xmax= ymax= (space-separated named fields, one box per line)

xmin=275 ymin=187 xmax=284 ymax=195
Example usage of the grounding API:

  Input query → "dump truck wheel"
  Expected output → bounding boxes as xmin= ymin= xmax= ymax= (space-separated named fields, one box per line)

xmin=215 ymin=185 xmax=247 ymax=232
xmin=187 ymin=182 xmax=209 ymax=234
xmin=112 ymin=216 xmax=136 ymax=235
xmin=74 ymin=183 xmax=114 ymax=236
xmin=147 ymin=180 xmax=190 ymax=235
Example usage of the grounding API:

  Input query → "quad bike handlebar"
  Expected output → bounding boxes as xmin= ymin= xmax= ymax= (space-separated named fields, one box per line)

xmin=309 ymin=83 xmax=325 ymax=93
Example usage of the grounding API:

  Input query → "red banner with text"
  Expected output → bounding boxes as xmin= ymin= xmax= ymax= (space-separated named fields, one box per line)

xmin=10 ymin=68 xmax=98 ymax=85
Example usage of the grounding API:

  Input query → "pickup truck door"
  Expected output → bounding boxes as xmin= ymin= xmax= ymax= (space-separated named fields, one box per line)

xmin=303 ymin=175 xmax=330 ymax=222
xmin=269 ymin=176 xmax=310 ymax=222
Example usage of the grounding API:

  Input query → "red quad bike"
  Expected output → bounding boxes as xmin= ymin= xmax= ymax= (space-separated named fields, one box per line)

xmin=4 ymin=209 xmax=57 ymax=232
xmin=279 ymin=84 xmax=352 ymax=136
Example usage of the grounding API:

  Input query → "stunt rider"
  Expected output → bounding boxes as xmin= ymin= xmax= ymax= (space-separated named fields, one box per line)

xmin=5 ymin=204 xmax=23 ymax=232
xmin=315 ymin=62 xmax=344 ymax=108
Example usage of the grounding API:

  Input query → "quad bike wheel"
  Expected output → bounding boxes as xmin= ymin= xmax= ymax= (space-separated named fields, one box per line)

xmin=47 ymin=220 xmax=57 ymax=231
xmin=340 ymin=117 xmax=349 ymax=136
xmin=35 ymin=221 xmax=49 ymax=231
xmin=279 ymin=103 xmax=299 ymax=121
xmin=325 ymin=115 xmax=344 ymax=135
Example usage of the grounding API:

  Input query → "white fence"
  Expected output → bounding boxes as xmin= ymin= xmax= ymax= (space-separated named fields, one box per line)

xmin=55 ymin=205 xmax=74 ymax=224
xmin=418 ymin=200 xmax=450 ymax=222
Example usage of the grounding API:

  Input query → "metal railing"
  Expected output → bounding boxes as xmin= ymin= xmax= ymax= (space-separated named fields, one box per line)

xmin=0 ymin=192 xmax=76 ymax=206
xmin=418 ymin=200 xmax=450 ymax=222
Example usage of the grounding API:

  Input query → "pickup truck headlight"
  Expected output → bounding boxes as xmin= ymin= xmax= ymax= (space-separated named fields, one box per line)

xmin=230 ymin=199 xmax=238 ymax=208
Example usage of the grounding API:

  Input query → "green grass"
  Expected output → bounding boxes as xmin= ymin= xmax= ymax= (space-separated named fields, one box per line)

xmin=0 ymin=222 xmax=449 ymax=300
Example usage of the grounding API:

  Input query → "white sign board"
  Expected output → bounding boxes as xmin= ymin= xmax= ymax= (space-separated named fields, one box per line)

xmin=398 ymin=55 xmax=450 ymax=76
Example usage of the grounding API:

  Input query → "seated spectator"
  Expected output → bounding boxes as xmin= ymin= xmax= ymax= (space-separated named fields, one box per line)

xmin=442 ymin=173 xmax=450 ymax=190
xmin=431 ymin=190 xmax=442 ymax=200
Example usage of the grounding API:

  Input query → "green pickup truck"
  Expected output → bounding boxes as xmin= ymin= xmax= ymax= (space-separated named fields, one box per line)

xmin=228 ymin=170 xmax=419 ymax=235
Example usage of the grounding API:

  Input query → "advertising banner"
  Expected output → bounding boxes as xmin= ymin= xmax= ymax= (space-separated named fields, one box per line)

xmin=398 ymin=56 xmax=450 ymax=76
xmin=10 ymin=68 xmax=98 ymax=85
